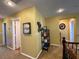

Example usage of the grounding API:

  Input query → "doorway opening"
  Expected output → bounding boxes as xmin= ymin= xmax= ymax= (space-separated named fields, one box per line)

xmin=70 ymin=18 xmax=75 ymax=42
xmin=2 ymin=23 xmax=7 ymax=46
xmin=12 ymin=20 xmax=21 ymax=50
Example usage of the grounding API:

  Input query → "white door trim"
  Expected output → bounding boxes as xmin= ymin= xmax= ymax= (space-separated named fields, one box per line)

xmin=12 ymin=20 xmax=16 ymax=50
xmin=12 ymin=19 xmax=21 ymax=50
xmin=2 ymin=23 xmax=7 ymax=46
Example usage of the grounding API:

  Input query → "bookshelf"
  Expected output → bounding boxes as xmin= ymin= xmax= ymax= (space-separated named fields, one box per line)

xmin=41 ymin=26 xmax=50 ymax=51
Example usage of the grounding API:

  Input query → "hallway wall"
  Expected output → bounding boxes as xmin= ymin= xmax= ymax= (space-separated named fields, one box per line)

xmin=59 ymin=19 xmax=69 ymax=42
xmin=15 ymin=7 xmax=45 ymax=58
xmin=0 ymin=20 xmax=3 ymax=44
xmin=35 ymin=8 xmax=45 ymax=57
xmin=3 ymin=6 xmax=45 ymax=58
xmin=16 ymin=7 xmax=39 ymax=58
xmin=2 ymin=5 xmax=79 ymax=58
xmin=45 ymin=17 xmax=60 ymax=44
xmin=46 ymin=13 xmax=78 ymax=45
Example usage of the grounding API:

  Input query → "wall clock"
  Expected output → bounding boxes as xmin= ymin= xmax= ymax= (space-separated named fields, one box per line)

xmin=59 ymin=23 xmax=66 ymax=30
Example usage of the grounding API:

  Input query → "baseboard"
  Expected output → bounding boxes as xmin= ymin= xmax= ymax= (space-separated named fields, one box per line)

xmin=21 ymin=50 xmax=42 ymax=59
xmin=7 ymin=46 xmax=13 ymax=50
xmin=36 ymin=50 xmax=42 ymax=59
xmin=50 ymin=44 xmax=60 ymax=47
xmin=21 ymin=52 xmax=36 ymax=59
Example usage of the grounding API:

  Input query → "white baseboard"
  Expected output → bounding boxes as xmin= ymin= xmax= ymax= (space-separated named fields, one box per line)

xmin=21 ymin=50 xmax=42 ymax=59
xmin=21 ymin=52 xmax=36 ymax=59
xmin=7 ymin=46 xmax=14 ymax=50
xmin=36 ymin=50 xmax=42 ymax=59
xmin=50 ymin=44 xmax=60 ymax=47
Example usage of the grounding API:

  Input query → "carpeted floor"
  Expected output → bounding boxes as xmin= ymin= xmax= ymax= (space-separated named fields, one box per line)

xmin=0 ymin=46 xmax=62 ymax=59
xmin=2 ymin=46 xmax=79 ymax=59
xmin=38 ymin=46 xmax=62 ymax=59
xmin=1 ymin=44 xmax=79 ymax=59
xmin=0 ymin=47 xmax=30 ymax=59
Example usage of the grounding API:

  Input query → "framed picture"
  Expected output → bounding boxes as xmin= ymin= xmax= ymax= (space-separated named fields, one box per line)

xmin=23 ymin=22 xmax=31 ymax=34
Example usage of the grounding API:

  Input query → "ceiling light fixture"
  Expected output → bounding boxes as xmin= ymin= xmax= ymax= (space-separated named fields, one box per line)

xmin=7 ymin=0 xmax=16 ymax=7
xmin=57 ymin=8 xmax=64 ymax=13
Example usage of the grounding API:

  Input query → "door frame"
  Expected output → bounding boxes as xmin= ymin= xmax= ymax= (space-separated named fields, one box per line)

xmin=12 ymin=18 xmax=21 ymax=50
xmin=69 ymin=18 xmax=75 ymax=42
xmin=2 ymin=23 xmax=7 ymax=46
xmin=12 ymin=20 xmax=16 ymax=50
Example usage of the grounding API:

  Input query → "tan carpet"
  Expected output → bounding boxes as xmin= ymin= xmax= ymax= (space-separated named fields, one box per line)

xmin=0 ymin=47 xmax=30 ymax=59
xmin=0 ymin=46 xmax=63 ymax=59
xmin=38 ymin=46 xmax=62 ymax=59
xmin=0 ymin=46 xmax=62 ymax=59
xmin=1 ymin=46 xmax=79 ymax=59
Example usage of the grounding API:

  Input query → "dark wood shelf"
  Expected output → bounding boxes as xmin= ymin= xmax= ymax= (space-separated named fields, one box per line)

xmin=41 ymin=27 xmax=50 ymax=51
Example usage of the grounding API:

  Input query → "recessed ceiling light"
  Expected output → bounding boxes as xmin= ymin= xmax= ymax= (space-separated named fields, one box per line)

xmin=57 ymin=8 xmax=64 ymax=13
xmin=7 ymin=0 xmax=16 ymax=7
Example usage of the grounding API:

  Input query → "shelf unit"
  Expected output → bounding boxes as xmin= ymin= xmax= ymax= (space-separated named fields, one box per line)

xmin=41 ymin=26 xmax=50 ymax=51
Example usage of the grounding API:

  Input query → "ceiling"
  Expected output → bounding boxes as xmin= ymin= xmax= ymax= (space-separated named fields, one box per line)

xmin=0 ymin=0 xmax=79 ymax=17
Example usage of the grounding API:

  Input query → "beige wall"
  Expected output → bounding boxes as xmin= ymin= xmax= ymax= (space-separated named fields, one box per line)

xmin=46 ymin=17 xmax=60 ymax=44
xmin=46 ymin=14 xmax=78 ymax=44
xmin=35 ymin=9 xmax=45 ymax=26
xmin=3 ymin=6 xmax=79 ymax=58
xmin=3 ymin=6 xmax=45 ymax=58
xmin=0 ymin=20 xmax=3 ymax=44
xmin=16 ymin=7 xmax=38 ymax=57
xmin=59 ymin=19 xmax=69 ymax=42
xmin=15 ymin=7 xmax=45 ymax=58
xmin=35 ymin=8 xmax=45 ymax=56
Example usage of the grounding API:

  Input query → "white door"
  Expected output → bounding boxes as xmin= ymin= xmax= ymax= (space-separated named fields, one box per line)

xmin=12 ymin=20 xmax=21 ymax=50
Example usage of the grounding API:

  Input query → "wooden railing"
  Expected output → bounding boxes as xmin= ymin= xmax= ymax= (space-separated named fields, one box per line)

xmin=62 ymin=37 xmax=79 ymax=59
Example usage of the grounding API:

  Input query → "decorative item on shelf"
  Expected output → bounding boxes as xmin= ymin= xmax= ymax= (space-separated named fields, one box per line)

xmin=59 ymin=23 xmax=66 ymax=30
xmin=37 ymin=22 xmax=42 ymax=32
xmin=41 ymin=26 xmax=50 ymax=51
xmin=23 ymin=22 xmax=31 ymax=34
xmin=43 ymin=26 xmax=47 ymax=29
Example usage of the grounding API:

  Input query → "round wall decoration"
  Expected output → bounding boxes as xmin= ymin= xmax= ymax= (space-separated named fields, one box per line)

xmin=59 ymin=23 xmax=66 ymax=30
